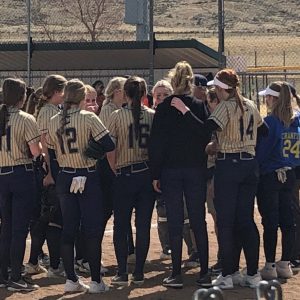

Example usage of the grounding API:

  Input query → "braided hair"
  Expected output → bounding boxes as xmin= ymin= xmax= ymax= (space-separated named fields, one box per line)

xmin=0 ymin=78 xmax=26 ymax=137
xmin=57 ymin=79 xmax=86 ymax=137
xmin=124 ymin=77 xmax=147 ymax=140
xmin=35 ymin=74 xmax=67 ymax=118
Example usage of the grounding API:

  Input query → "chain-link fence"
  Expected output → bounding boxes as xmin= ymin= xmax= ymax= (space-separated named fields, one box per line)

xmin=0 ymin=69 xmax=150 ymax=89
xmin=224 ymin=1 xmax=300 ymax=69
xmin=0 ymin=0 xmax=299 ymax=88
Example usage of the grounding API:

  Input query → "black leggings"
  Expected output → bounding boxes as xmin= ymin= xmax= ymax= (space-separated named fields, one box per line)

xmin=257 ymin=170 xmax=296 ymax=262
xmin=29 ymin=224 xmax=61 ymax=269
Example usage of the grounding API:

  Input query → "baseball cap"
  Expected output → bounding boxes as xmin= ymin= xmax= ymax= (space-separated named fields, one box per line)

xmin=194 ymin=74 xmax=208 ymax=87
xmin=258 ymin=86 xmax=280 ymax=97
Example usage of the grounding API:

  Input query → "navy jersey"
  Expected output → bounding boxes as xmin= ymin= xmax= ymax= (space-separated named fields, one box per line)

xmin=256 ymin=113 xmax=300 ymax=174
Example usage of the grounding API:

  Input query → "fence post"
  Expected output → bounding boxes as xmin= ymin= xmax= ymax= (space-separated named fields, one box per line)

xmin=218 ymin=0 xmax=225 ymax=69
xmin=26 ymin=0 xmax=32 ymax=86
xmin=148 ymin=0 xmax=154 ymax=87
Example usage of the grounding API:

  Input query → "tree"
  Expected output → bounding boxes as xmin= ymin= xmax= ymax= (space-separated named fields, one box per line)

xmin=30 ymin=0 xmax=57 ymax=42
xmin=60 ymin=0 xmax=124 ymax=42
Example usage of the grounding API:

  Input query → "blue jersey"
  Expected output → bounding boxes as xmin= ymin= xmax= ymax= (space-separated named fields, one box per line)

xmin=256 ymin=113 xmax=300 ymax=175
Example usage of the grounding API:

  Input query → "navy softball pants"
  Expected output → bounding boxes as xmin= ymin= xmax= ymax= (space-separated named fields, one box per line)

xmin=257 ymin=170 xmax=296 ymax=263
xmin=0 ymin=166 xmax=35 ymax=282
xmin=214 ymin=157 xmax=260 ymax=276
xmin=56 ymin=168 xmax=104 ymax=283
xmin=113 ymin=168 xmax=155 ymax=276
xmin=160 ymin=167 xmax=208 ymax=277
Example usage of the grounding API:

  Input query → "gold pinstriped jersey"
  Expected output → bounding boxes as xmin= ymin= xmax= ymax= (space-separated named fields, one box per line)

xmin=209 ymin=97 xmax=263 ymax=156
xmin=47 ymin=108 xmax=109 ymax=168
xmin=99 ymin=102 xmax=118 ymax=127
xmin=108 ymin=105 xmax=155 ymax=169
xmin=0 ymin=107 xmax=40 ymax=167
xmin=36 ymin=103 xmax=60 ymax=134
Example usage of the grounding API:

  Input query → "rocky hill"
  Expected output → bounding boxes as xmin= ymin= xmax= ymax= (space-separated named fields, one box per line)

xmin=0 ymin=0 xmax=299 ymax=43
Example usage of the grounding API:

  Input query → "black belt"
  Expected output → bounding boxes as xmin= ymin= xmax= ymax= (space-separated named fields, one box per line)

xmin=116 ymin=162 xmax=149 ymax=176
xmin=60 ymin=165 xmax=96 ymax=174
xmin=216 ymin=152 xmax=254 ymax=160
xmin=0 ymin=163 xmax=33 ymax=175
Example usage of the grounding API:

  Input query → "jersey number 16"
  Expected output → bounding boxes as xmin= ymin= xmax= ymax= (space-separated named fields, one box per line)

xmin=128 ymin=124 xmax=150 ymax=149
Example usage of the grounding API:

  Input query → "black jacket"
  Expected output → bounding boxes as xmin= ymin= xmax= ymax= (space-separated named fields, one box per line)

xmin=149 ymin=95 xmax=210 ymax=180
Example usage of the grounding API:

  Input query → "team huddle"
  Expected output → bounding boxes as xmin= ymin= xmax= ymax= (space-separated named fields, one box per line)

xmin=0 ymin=60 xmax=300 ymax=294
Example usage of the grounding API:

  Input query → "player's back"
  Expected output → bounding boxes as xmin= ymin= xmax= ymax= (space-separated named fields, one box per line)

xmin=48 ymin=108 xmax=107 ymax=168
xmin=108 ymin=105 xmax=154 ymax=169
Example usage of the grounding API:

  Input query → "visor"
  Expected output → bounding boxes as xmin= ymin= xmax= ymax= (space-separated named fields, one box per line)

xmin=207 ymin=76 xmax=232 ymax=89
xmin=258 ymin=86 xmax=280 ymax=97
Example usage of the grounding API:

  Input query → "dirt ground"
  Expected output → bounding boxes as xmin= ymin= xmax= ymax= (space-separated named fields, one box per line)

xmin=1 ymin=209 xmax=300 ymax=300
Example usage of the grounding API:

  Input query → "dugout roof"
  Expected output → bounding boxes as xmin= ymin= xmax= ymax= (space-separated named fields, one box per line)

xmin=0 ymin=39 xmax=220 ymax=71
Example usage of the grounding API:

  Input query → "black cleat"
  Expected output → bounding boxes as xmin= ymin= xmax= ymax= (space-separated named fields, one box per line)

xmin=163 ymin=275 xmax=183 ymax=289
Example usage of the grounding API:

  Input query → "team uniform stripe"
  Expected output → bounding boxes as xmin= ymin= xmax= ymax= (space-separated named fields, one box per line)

xmin=107 ymin=105 xmax=155 ymax=169
xmin=209 ymin=97 xmax=263 ymax=156
xmin=48 ymin=108 xmax=109 ymax=168
xmin=0 ymin=108 xmax=40 ymax=167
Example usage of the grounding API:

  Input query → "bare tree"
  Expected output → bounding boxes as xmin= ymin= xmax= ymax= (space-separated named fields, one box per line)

xmin=31 ymin=0 xmax=57 ymax=42
xmin=60 ymin=0 xmax=124 ymax=42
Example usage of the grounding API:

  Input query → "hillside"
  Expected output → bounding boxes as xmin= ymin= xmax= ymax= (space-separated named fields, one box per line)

xmin=0 ymin=0 xmax=299 ymax=43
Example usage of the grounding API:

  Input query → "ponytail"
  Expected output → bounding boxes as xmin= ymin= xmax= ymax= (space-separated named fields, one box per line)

xmin=124 ymin=76 xmax=147 ymax=140
xmin=0 ymin=104 xmax=9 ymax=137
xmin=57 ymin=79 xmax=86 ymax=138
xmin=234 ymin=88 xmax=245 ymax=115
xmin=132 ymin=82 xmax=144 ymax=140
xmin=34 ymin=95 xmax=48 ymax=118
xmin=56 ymin=103 xmax=71 ymax=152
xmin=270 ymin=81 xmax=293 ymax=127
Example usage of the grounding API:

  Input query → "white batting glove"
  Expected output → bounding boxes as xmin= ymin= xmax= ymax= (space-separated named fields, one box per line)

xmin=275 ymin=167 xmax=291 ymax=183
xmin=70 ymin=177 xmax=78 ymax=193
xmin=78 ymin=176 xmax=87 ymax=194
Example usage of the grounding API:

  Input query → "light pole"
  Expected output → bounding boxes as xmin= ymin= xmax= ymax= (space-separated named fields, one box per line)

xmin=26 ymin=0 xmax=32 ymax=86
xmin=149 ymin=0 xmax=154 ymax=87
xmin=218 ymin=0 xmax=225 ymax=69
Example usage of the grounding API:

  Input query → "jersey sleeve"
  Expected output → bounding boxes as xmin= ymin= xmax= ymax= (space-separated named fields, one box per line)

xmin=254 ymin=106 xmax=263 ymax=127
xmin=90 ymin=113 xmax=109 ymax=141
xmin=208 ymin=101 xmax=229 ymax=130
xmin=36 ymin=110 xmax=48 ymax=134
xmin=46 ymin=118 xmax=55 ymax=149
xmin=24 ymin=115 xmax=40 ymax=144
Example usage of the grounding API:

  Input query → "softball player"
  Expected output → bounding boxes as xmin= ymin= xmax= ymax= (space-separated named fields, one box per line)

xmin=26 ymin=75 xmax=67 ymax=278
xmin=98 ymin=77 xmax=137 ymax=262
xmin=256 ymin=82 xmax=300 ymax=280
xmin=99 ymin=77 xmax=126 ymax=126
xmin=107 ymin=76 xmax=155 ymax=286
xmin=149 ymin=61 xmax=210 ymax=288
xmin=0 ymin=78 xmax=41 ymax=291
xmin=47 ymin=79 xmax=115 ymax=293
xmin=171 ymin=68 xmax=268 ymax=289
xmin=205 ymin=88 xmax=222 ymax=274
xmin=290 ymin=85 xmax=300 ymax=269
